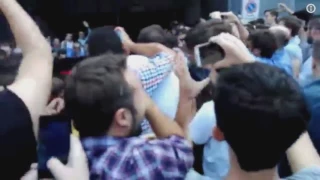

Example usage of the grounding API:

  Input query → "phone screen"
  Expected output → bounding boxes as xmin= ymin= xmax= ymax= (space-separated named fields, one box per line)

xmin=38 ymin=114 xmax=71 ymax=179
xmin=194 ymin=43 xmax=225 ymax=67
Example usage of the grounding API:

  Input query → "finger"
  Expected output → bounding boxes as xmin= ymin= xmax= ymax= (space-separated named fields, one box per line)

xmin=213 ymin=59 xmax=233 ymax=70
xmin=47 ymin=158 xmax=67 ymax=179
xmin=56 ymin=99 xmax=65 ymax=112
xmin=20 ymin=169 xmax=37 ymax=180
xmin=68 ymin=135 xmax=89 ymax=174
xmin=210 ymin=35 xmax=234 ymax=54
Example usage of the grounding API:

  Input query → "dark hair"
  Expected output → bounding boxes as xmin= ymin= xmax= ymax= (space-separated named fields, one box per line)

xmin=279 ymin=16 xmax=302 ymax=37
xmin=264 ymin=9 xmax=279 ymax=18
xmin=137 ymin=25 xmax=178 ymax=48
xmin=270 ymin=28 xmax=289 ymax=48
xmin=0 ymin=54 xmax=22 ymax=86
xmin=313 ymin=40 xmax=320 ymax=61
xmin=185 ymin=20 xmax=232 ymax=49
xmin=214 ymin=63 xmax=308 ymax=171
xmin=248 ymin=30 xmax=278 ymax=58
xmin=87 ymin=26 xmax=124 ymax=56
xmin=64 ymin=53 xmax=135 ymax=137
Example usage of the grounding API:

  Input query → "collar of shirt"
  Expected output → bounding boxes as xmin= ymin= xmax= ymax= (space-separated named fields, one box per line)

xmin=290 ymin=36 xmax=301 ymax=45
xmin=81 ymin=135 xmax=124 ymax=149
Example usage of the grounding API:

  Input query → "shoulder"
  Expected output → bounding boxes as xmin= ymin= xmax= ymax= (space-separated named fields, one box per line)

xmin=285 ymin=166 xmax=320 ymax=180
xmin=92 ymin=136 xmax=193 ymax=178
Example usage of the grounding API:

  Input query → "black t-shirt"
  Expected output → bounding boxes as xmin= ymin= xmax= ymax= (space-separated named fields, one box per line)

xmin=0 ymin=89 xmax=37 ymax=179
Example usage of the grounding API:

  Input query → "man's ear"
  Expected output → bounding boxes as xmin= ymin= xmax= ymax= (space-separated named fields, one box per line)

xmin=113 ymin=108 xmax=132 ymax=127
xmin=252 ymin=48 xmax=261 ymax=56
xmin=212 ymin=126 xmax=225 ymax=142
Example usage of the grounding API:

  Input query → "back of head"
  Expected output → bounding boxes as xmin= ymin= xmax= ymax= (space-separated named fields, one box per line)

xmin=137 ymin=24 xmax=178 ymax=48
xmin=269 ymin=25 xmax=290 ymax=48
xmin=64 ymin=53 xmax=135 ymax=137
xmin=214 ymin=63 xmax=308 ymax=171
xmin=0 ymin=54 xmax=22 ymax=86
xmin=279 ymin=16 xmax=302 ymax=37
xmin=248 ymin=30 xmax=278 ymax=58
xmin=87 ymin=26 xmax=124 ymax=56
xmin=185 ymin=20 xmax=232 ymax=50
xmin=264 ymin=9 xmax=279 ymax=18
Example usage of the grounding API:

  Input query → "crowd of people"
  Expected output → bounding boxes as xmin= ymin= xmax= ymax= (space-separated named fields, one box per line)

xmin=1 ymin=0 xmax=320 ymax=179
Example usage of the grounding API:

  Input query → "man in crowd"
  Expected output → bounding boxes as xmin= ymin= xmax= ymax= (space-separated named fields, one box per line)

xmin=264 ymin=9 xmax=278 ymax=27
xmin=87 ymin=25 xmax=176 ymax=134
xmin=78 ymin=21 xmax=91 ymax=47
xmin=300 ymin=17 xmax=320 ymax=83
xmin=303 ymin=40 xmax=320 ymax=154
xmin=63 ymin=52 xmax=197 ymax=179
xmin=279 ymin=16 xmax=303 ymax=78
xmin=213 ymin=61 xmax=320 ymax=179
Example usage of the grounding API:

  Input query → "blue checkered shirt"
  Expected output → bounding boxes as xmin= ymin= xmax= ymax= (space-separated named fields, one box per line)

xmin=137 ymin=52 xmax=174 ymax=133
xmin=81 ymin=135 xmax=194 ymax=179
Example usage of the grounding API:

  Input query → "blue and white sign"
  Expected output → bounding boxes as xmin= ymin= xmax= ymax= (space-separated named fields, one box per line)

xmin=242 ymin=0 xmax=260 ymax=20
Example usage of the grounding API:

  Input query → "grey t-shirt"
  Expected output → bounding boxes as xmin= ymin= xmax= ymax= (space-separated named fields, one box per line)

xmin=284 ymin=166 xmax=320 ymax=180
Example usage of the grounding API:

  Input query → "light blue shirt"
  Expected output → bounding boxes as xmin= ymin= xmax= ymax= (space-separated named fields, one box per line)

xmin=189 ymin=101 xmax=230 ymax=179
xmin=285 ymin=36 xmax=303 ymax=63
xmin=255 ymin=48 xmax=293 ymax=76
xmin=299 ymin=57 xmax=313 ymax=83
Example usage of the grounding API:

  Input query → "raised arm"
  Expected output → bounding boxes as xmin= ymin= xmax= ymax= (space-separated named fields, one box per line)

xmin=0 ymin=0 xmax=53 ymax=134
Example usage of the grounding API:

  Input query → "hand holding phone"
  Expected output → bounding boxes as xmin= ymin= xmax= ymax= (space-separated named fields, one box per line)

xmin=194 ymin=42 xmax=225 ymax=67
xmin=38 ymin=114 xmax=71 ymax=179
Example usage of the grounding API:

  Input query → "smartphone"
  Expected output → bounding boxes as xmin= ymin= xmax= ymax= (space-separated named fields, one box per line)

xmin=38 ymin=114 xmax=71 ymax=179
xmin=194 ymin=42 xmax=225 ymax=67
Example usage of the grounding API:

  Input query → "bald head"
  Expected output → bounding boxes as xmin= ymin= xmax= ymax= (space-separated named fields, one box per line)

xmin=269 ymin=25 xmax=290 ymax=48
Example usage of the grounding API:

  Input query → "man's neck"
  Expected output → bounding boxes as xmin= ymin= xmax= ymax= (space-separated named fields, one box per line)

xmin=226 ymin=152 xmax=280 ymax=180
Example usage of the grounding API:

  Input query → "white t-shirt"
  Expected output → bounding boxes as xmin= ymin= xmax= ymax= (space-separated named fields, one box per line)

xmin=127 ymin=55 xmax=179 ymax=132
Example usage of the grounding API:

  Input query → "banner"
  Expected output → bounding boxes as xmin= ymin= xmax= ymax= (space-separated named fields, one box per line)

xmin=241 ymin=0 xmax=260 ymax=20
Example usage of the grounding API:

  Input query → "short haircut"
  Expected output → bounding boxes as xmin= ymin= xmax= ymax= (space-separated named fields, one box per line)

xmin=137 ymin=25 xmax=178 ymax=48
xmin=269 ymin=26 xmax=290 ymax=48
xmin=214 ymin=63 xmax=308 ymax=171
xmin=264 ymin=9 xmax=279 ymax=18
xmin=0 ymin=54 xmax=22 ymax=86
xmin=87 ymin=26 xmax=124 ymax=56
xmin=64 ymin=53 xmax=135 ymax=137
xmin=279 ymin=16 xmax=302 ymax=37
xmin=185 ymin=20 xmax=232 ymax=50
xmin=248 ymin=30 xmax=278 ymax=58
xmin=313 ymin=40 xmax=320 ymax=61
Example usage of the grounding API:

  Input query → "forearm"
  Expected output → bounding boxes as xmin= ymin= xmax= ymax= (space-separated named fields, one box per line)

xmin=235 ymin=20 xmax=249 ymax=41
xmin=175 ymin=94 xmax=196 ymax=140
xmin=287 ymin=132 xmax=320 ymax=173
xmin=128 ymin=43 xmax=174 ymax=57
xmin=146 ymin=101 xmax=184 ymax=139
xmin=0 ymin=0 xmax=51 ymax=55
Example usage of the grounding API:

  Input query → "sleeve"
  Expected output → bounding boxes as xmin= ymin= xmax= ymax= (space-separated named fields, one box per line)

xmin=189 ymin=101 xmax=216 ymax=145
xmin=137 ymin=52 xmax=173 ymax=95
xmin=0 ymin=90 xmax=37 ymax=179
xmin=286 ymin=166 xmax=320 ymax=180
xmin=135 ymin=135 xmax=194 ymax=177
